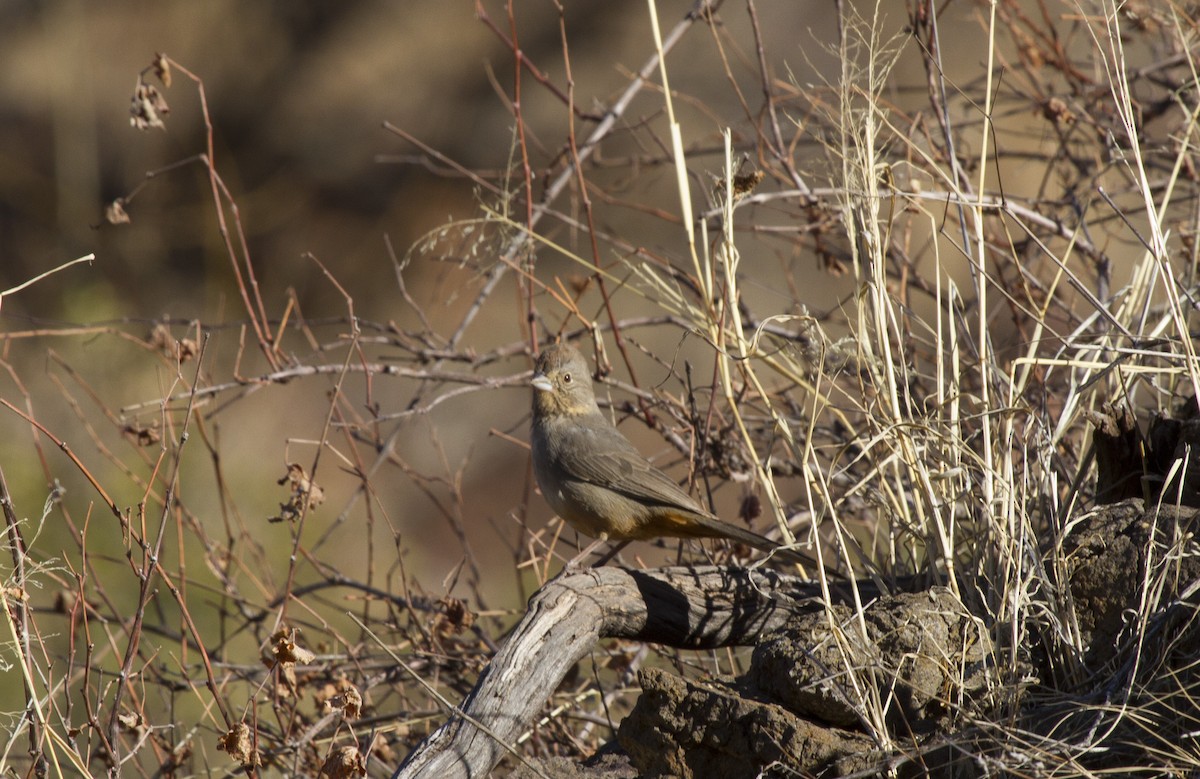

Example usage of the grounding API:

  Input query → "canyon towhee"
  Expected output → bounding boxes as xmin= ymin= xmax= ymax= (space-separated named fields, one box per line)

xmin=530 ymin=341 xmax=824 ymax=570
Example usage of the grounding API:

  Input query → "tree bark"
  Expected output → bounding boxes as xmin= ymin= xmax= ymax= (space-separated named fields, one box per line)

xmin=391 ymin=565 xmax=828 ymax=778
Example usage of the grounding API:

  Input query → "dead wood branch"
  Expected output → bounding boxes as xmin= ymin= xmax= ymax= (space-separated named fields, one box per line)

xmin=391 ymin=565 xmax=833 ymax=778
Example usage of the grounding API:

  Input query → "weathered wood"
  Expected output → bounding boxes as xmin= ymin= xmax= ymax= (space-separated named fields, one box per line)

xmin=1085 ymin=403 xmax=1146 ymax=503
xmin=391 ymin=565 xmax=826 ymax=778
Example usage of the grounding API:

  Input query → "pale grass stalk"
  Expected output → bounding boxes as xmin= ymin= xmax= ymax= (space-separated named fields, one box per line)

xmin=842 ymin=6 xmax=960 ymax=593
xmin=826 ymin=1 xmax=909 ymax=746
xmin=970 ymin=0 xmax=999 ymax=571
xmin=711 ymin=134 xmax=793 ymax=535
xmin=1086 ymin=0 xmax=1200 ymax=402
xmin=0 ymin=573 xmax=77 ymax=779
xmin=645 ymin=0 xmax=705 ymax=304
xmin=645 ymin=0 xmax=835 ymax=572
xmin=0 ymin=253 xmax=95 ymax=306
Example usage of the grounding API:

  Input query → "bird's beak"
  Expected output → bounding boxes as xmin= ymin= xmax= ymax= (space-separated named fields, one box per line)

xmin=531 ymin=373 xmax=553 ymax=392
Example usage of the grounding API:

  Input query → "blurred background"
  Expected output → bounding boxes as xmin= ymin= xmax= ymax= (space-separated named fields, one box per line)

xmin=0 ymin=0 xmax=890 ymax=581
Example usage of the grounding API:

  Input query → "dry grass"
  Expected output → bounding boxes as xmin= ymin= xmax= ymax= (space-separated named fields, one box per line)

xmin=2 ymin=0 xmax=1199 ymax=776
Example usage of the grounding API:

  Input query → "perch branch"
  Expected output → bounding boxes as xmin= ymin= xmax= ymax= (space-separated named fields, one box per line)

xmin=391 ymin=564 xmax=831 ymax=778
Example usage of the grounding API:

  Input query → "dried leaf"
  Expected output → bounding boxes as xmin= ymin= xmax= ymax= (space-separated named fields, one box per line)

xmin=270 ymin=463 xmax=325 ymax=523
xmin=712 ymin=169 xmax=765 ymax=206
xmin=276 ymin=663 xmax=298 ymax=698
xmin=433 ymin=596 xmax=475 ymax=636
xmin=731 ymin=170 xmax=765 ymax=199
xmin=130 ymin=80 xmax=170 ymax=130
xmin=117 ymin=710 xmax=147 ymax=736
xmin=146 ymin=323 xmax=198 ymax=364
xmin=738 ymin=493 xmax=763 ymax=523
xmin=177 ymin=338 xmax=198 ymax=361
xmin=323 ymin=684 xmax=363 ymax=720
xmin=122 ymin=422 xmax=161 ymax=447
xmin=320 ymin=745 xmax=366 ymax=778
xmin=1042 ymin=97 xmax=1076 ymax=127
xmin=269 ymin=627 xmax=317 ymax=666
xmin=217 ymin=722 xmax=261 ymax=767
xmin=104 ymin=199 xmax=131 ymax=225
xmin=153 ymin=52 xmax=172 ymax=87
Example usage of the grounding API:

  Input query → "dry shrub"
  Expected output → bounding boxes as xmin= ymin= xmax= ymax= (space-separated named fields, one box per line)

xmin=2 ymin=1 xmax=1199 ymax=775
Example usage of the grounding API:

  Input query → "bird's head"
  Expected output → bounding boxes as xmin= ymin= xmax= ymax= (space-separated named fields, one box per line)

xmin=531 ymin=342 xmax=599 ymax=418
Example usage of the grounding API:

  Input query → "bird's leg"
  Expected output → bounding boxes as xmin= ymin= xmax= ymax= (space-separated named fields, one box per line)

xmin=560 ymin=533 xmax=613 ymax=573
xmin=591 ymin=539 xmax=631 ymax=566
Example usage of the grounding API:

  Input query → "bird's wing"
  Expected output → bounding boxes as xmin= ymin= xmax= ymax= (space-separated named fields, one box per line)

xmin=550 ymin=414 xmax=835 ymax=574
xmin=553 ymin=415 xmax=708 ymax=514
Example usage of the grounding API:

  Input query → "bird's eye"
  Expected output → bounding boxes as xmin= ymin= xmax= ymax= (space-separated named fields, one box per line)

xmin=562 ymin=372 xmax=572 ymax=384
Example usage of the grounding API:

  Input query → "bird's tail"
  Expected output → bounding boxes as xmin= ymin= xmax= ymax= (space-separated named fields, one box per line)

xmin=686 ymin=512 xmax=837 ymax=578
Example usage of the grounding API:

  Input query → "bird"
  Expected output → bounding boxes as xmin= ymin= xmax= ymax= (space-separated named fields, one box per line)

xmin=529 ymin=341 xmax=827 ymax=572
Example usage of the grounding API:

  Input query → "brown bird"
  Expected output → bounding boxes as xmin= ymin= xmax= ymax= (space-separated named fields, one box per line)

xmin=529 ymin=342 xmax=826 ymax=571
